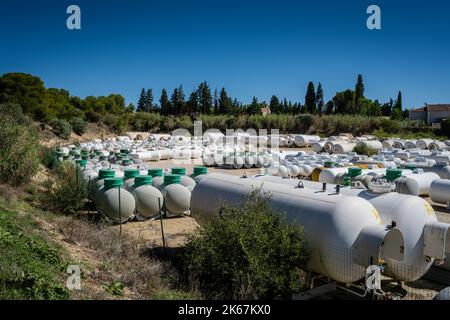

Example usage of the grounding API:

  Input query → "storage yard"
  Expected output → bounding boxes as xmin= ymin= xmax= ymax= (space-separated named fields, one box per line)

xmin=54 ymin=132 xmax=450 ymax=300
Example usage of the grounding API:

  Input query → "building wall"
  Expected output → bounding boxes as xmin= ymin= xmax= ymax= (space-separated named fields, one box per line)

xmin=409 ymin=111 xmax=426 ymax=122
xmin=428 ymin=111 xmax=450 ymax=124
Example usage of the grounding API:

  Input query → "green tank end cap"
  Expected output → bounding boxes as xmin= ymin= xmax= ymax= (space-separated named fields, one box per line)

xmin=164 ymin=174 xmax=181 ymax=185
xmin=76 ymin=159 xmax=87 ymax=167
xmin=98 ymin=169 xmax=116 ymax=179
xmin=193 ymin=166 xmax=208 ymax=176
xmin=386 ymin=168 xmax=403 ymax=181
xmin=81 ymin=149 xmax=90 ymax=155
xmin=148 ymin=168 xmax=163 ymax=177
xmin=133 ymin=175 xmax=153 ymax=188
xmin=324 ymin=161 xmax=334 ymax=168
xmin=104 ymin=177 xmax=124 ymax=190
xmin=348 ymin=167 xmax=362 ymax=178
xmin=62 ymin=155 xmax=70 ymax=160
xmin=124 ymin=168 xmax=140 ymax=179
xmin=122 ymin=159 xmax=132 ymax=166
xmin=99 ymin=155 xmax=107 ymax=161
xmin=171 ymin=167 xmax=186 ymax=175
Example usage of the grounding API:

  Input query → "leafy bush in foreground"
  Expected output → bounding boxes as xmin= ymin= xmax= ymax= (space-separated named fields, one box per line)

xmin=69 ymin=117 xmax=87 ymax=135
xmin=0 ymin=104 xmax=40 ymax=186
xmin=39 ymin=162 xmax=88 ymax=215
xmin=182 ymin=190 xmax=310 ymax=300
xmin=353 ymin=143 xmax=378 ymax=157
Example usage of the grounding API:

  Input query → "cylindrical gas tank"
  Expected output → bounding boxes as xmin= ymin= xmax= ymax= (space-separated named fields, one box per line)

xmin=312 ymin=141 xmax=326 ymax=153
xmin=429 ymin=141 xmax=447 ymax=151
xmin=430 ymin=179 xmax=450 ymax=206
xmin=159 ymin=174 xmax=191 ymax=216
xmin=395 ymin=171 xmax=440 ymax=196
xmin=333 ymin=143 xmax=356 ymax=154
xmin=99 ymin=178 xmax=135 ymax=223
xmin=148 ymin=168 xmax=165 ymax=189
xmin=294 ymin=135 xmax=321 ymax=147
xmin=171 ymin=167 xmax=196 ymax=191
xmin=130 ymin=175 xmax=164 ymax=219
xmin=250 ymin=175 xmax=440 ymax=282
xmin=416 ymin=139 xmax=433 ymax=150
xmin=191 ymin=173 xmax=404 ymax=284
xmin=424 ymin=164 xmax=450 ymax=179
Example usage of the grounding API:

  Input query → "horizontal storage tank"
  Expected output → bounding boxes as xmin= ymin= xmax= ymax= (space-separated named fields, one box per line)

xmin=191 ymin=173 xmax=405 ymax=284
xmin=382 ymin=140 xmax=394 ymax=149
xmin=294 ymin=135 xmax=321 ymax=147
xmin=429 ymin=141 xmax=447 ymax=151
xmin=416 ymin=139 xmax=434 ymax=150
xmin=312 ymin=141 xmax=326 ymax=153
xmin=332 ymin=143 xmax=356 ymax=154
xmin=394 ymin=170 xmax=440 ymax=196
xmin=430 ymin=179 xmax=450 ymax=208
xmin=251 ymin=175 xmax=450 ymax=282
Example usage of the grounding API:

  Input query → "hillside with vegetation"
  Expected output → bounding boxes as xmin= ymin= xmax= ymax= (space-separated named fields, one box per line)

xmin=2 ymin=72 xmax=447 ymax=140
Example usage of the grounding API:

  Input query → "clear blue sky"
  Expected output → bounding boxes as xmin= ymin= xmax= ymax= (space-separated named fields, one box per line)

xmin=1 ymin=0 xmax=449 ymax=109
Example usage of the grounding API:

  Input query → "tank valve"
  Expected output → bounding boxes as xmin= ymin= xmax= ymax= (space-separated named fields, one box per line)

xmin=387 ymin=221 xmax=397 ymax=229
xmin=335 ymin=185 xmax=340 ymax=194
xmin=242 ymin=172 xmax=248 ymax=179
xmin=322 ymin=183 xmax=327 ymax=192
xmin=296 ymin=181 xmax=304 ymax=189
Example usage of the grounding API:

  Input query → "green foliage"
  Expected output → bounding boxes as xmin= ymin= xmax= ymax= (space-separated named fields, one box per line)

xmin=49 ymin=118 xmax=72 ymax=140
xmin=0 ymin=206 xmax=69 ymax=299
xmin=353 ymin=143 xmax=377 ymax=156
xmin=38 ymin=162 xmax=88 ymax=215
xmin=0 ymin=105 xmax=40 ymax=186
xmin=103 ymin=281 xmax=124 ymax=296
xmin=131 ymin=112 xmax=162 ymax=132
xmin=39 ymin=146 xmax=56 ymax=169
xmin=441 ymin=119 xmax=450 ymax=138
xmin=182 ymin=191 xmax=310 ymax=300
xmin=69 ymin=117 xmax=87 ymax=135
xmin=305 ymin=81 xmax=316 ymax=114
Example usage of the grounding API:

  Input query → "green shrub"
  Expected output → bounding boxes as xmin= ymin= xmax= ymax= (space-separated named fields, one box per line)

xmin=49 ymin=118 xmax=72 ymax=140
xmin=0 ymin=207 xmax=69 ymax=299
xmin=102 ymin=114 xmax=129 ymax=134
xmin=39 ymin=146 xmax=56 ymax=169
xmin=69 ymin=117 xmax=87 ymax=135
xmin=182 ymin=190 xmax=310 ymax=300
xmin=39 ymin=162 xmax=88 ymax=215
xmin=353 ymin=143 xmax=377 ymax=156
xmin=0 ymin=109 xmax=40 ymax=186
xmin=131 ymin=112 xmax=162 ymax=132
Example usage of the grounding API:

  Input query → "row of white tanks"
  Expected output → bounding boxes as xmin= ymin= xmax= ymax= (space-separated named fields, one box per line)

xmin=67 ymin=156 xmax=208 ymax=223
xmin=190 ymin=173 xmax=450 ymax=284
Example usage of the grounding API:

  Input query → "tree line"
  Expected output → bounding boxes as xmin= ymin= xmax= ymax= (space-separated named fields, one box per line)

xmin=137 ymin=74 xmax=404 ymax=119
xmin=0 ymin=72 xmax=406 ymax=133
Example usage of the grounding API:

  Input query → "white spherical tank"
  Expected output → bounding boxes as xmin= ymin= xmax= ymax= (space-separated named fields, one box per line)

xmin=130 ymin=175 xmax=164 ymax=219
xmin=100 ymin=178 xmax=136 ymax=223
xmin=191 ymin=173 xmax=404 ymax=284
xmin=159 ymin=174 xmax=191 ymax=215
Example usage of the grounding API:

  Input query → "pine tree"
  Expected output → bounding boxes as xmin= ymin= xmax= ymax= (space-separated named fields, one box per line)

xmin=187 ymin=90 xmax=199 ymax=115
xmin=218 ymin=88 xmax=232 ymax=114
xmin=160 ymin=89 xmax=172 ymax=115
xmin=144 ymin=89 xmax=154 ymax=112
xmin=137 ymin=88 xmax=146 ymax=112
xmin=197 ymin=81 xmax=213 ymax=114
xmin=213 ymin=89 xmax=219 ymax=114
xmin=354 ymin=74 xmax=364 ymax=114
xmin=305 ymin=82 xmax=316 ymax=114
xmin=247 ymin=97 xmax=260 ymax=115
xmin=269 ymin=95 xmax=280 ymax=114
xmin=325 ymin=100 xmax=334 ymax=114
xmin=316 ymin=82 xmax=324 ymax=116
xmin=170 ymin=85 xmax=185 ymax=115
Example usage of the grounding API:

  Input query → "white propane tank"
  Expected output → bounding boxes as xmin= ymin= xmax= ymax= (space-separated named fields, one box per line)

xmin=416 ymin=139 xmax=433 ymax=150
xmin=98 ymin=178 xmax=136 ymax=223
xmin=312 ymin=141 xmax=326 ymax=153
xmin=395 ymin=170 xmax=440 ymax=196
xmin=159 ymin=174 xmax=191 ymax=216
xmin=191 ymin=173 xmax=404 ymax=284
xmin=171 ymin=167 xmax=196 ymax=191
xmin=294 ymin=135 xmax=321 ymax=147
xmin=332 ymin=143 xmax=356 ymax=154
xmin=250 ymin=175 xmax=450 ymax=281
xmin=130 ymin=176 xmax=164 ymax=219
xmin=430 ymin=179 xmax=450 ymax=208
xmin=356 ymin=140 xmax=383 ymax=151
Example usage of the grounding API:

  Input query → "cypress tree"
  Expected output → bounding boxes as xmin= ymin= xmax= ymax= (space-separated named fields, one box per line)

xmin=316 ymin=82 xmax=324 ymax=116
xmin=305 ymin=82 xmax=316 ymax=114
xmin=144 ymin=89 xmax=153 ymax=112
xmin=269 ymin=95 xmax=280 ymax=114
xmin=160 ymin=89 xmax=172 ymax=115
xmin=354 ymin=74 xmax=364 ymax=114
